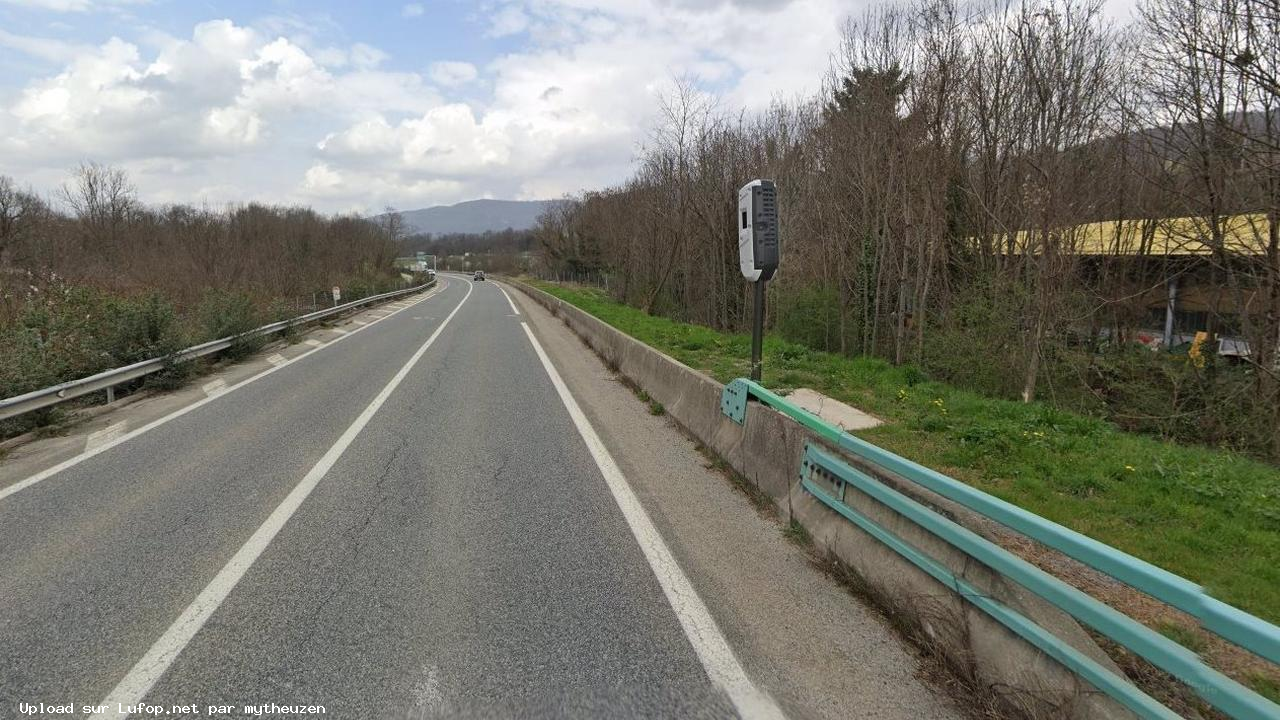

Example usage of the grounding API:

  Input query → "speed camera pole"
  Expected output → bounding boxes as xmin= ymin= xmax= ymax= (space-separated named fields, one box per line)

xmin=750 ymin=277 xmax=766 ymax=380
xmin=737 ymin=179 xmax=779 ymax=382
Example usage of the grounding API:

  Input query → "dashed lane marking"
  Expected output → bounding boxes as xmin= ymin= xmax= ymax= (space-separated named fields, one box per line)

xmin=85 ymin=422 xmax=127 ymax=453
xmin=88 ymin=279 xmax=475 ymax=720
xmin=0 ymin=281 xmax=449 ymax=505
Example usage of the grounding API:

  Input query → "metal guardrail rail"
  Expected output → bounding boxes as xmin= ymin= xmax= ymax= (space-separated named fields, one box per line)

xmin=0 ymin=278 xmax=437 ymax=422
xmin=721 ymin=377 xmax=1280 ymax=720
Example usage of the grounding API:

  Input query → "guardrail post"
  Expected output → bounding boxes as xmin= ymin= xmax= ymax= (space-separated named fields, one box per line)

xmin=0 ymin=279 xmax=434 ymax=422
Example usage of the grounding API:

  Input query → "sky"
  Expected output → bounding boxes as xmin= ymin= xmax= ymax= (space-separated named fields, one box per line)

xmin=0 ymin=0 xmax=1139 ymax=215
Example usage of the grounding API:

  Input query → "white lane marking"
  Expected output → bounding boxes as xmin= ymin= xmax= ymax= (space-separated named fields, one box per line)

xmin=517 ymin=322 xmax=786 ymax=720
xmin=90 ymin=280 xmax=474 ymax=720
xmin=201 ymin=379 xmax=227 ymax=397
xmin=304 ymin=339 xmax=323 ymax=348
xmin=265 ymin=354 xmax=287 ymax=366
xmin=0 ymin=283 xmax=449 ymax=505
xmin=85 ymin=422 xmax=127 ymax=452
xmin=495 ymin=282 xmax=520 ymax=315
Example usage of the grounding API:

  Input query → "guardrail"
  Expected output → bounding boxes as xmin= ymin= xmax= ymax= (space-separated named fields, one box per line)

xmin=0 ymin=278 xmax=438 ymax=422
xmin=721 ymin=377 xmax=1279 ymax=720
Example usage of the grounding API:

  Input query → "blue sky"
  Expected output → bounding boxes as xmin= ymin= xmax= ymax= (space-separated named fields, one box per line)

xmin=0 ymin=0 xmax=1138 ymax=214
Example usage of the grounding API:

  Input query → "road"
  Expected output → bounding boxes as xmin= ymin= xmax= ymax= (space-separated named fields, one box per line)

xmin=0 ymin=275 xmax=959 ymax=720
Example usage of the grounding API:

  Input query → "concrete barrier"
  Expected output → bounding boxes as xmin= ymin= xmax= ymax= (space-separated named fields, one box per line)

xmin=506 ymin=278 xmax=1135 ymax=720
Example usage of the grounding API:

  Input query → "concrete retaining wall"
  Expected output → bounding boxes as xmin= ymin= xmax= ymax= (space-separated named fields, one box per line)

xmin=507 ymin=278 xmax=1136 ymax=720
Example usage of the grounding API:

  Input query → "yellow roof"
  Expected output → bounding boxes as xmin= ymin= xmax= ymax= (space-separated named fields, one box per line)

xmin=1002 ymin=213 xmax=1271 ymax=256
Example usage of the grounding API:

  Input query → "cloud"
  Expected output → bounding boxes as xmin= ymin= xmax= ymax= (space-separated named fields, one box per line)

xmin=428 ymin=61 xmax=477 ymax=87
xmin=0 ymin=28 xmax=95 ymax=62
xmin=2 ymin=1 xmax=851 ymax=212
xmin=488 ymin=6 xmax=530 ymax=37
xmin=0 ymin=0 xmax=147 ymax=11
xmin=1 ymin=19 xmax=438 ymax=170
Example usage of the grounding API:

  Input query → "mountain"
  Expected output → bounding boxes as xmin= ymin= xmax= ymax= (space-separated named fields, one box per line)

xmin=387 ymin=199 xmax=555 ymax=235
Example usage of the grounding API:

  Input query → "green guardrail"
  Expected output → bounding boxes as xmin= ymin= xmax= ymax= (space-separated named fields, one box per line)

xmin=721 ymin=378 xmax=1279 ymax=720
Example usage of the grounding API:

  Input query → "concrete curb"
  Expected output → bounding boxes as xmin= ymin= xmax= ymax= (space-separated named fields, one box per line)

xmin=504 ymin=278 xmax=1135 ymax=720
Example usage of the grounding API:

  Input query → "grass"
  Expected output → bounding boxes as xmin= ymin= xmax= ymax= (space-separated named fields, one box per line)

xmin=531 ymin=280 xmax=1280 ymax=626
xmin=1155 ymin=621 xmax=1209 ymax=654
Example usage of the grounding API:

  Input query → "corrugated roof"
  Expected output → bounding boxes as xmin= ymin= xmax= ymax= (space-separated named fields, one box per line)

xmin=998 ymin=213 xmax=1271 ymax=256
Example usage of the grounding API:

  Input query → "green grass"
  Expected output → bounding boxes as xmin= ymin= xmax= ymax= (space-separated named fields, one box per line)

xmin=532 ymin=280 xmax=1280 ymax=624
xmin=1155 ymin=621 xmax=1209 ymax=654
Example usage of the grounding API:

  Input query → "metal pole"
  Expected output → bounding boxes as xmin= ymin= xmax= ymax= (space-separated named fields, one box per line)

xmin=751 ymin=279 xmax=766 ymax=381
xmin=1164 ymin=274 xmax=1178 ymax=348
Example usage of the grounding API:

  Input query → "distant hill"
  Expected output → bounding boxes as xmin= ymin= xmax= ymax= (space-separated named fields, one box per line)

xmin=385 ymin=199 xmax=554 ymax=235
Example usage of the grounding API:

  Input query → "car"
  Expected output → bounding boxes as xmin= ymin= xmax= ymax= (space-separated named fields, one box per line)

xmin=473 ymin=271 xmax=486 ymax=281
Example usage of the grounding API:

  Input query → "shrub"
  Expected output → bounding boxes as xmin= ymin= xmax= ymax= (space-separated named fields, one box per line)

xmin=197 ymin=289 xmax=264 ymax=359
xmin=774 ymin=284 xmax=843 ymax=352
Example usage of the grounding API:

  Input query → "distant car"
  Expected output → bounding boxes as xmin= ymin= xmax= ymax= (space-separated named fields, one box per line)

xmin=473 ymin=271 xmax=486 ymax=281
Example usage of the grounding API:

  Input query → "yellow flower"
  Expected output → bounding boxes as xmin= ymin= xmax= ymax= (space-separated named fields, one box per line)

xmin=1124 ymin=465 xmax=1135 ymax=472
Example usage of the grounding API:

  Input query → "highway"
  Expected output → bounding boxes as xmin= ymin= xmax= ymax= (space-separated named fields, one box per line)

xmin=0 ymin=275 xmax=958 ymax=720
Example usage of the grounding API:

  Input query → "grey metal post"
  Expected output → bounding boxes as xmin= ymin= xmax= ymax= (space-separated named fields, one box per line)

xmin=1164 ymin=275 xmax=1178 ymax=348
xmin=751 ymin=279 xmax=766 ymax=381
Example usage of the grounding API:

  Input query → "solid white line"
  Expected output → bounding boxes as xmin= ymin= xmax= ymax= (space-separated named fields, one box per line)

xmin=516 ymin=321 xmax=786 ymax=720
xmin=0 ymin=283 xmax=448 ymax=505
xmin=495 ymin=282 xmax=520 ymax=315
xmin=90 ymin=280 xmax=474 ymax=720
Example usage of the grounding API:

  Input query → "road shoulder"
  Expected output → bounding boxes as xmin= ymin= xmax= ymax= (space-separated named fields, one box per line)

xmin=507 ymin=281 xmax=961 ymax=720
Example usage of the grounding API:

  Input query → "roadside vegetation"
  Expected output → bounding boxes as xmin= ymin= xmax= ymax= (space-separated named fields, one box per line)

xmin=0 ymin=164 xmax=410 ymax=439
xmin=532 ymin=281 xmax=1280 ymax=630
xmin=533 ymin=0 xmax=1280 ymax=463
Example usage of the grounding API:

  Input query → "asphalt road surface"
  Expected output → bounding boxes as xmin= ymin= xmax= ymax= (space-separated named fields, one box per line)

xmin=0 ymin=275 xmax=959 ymax=720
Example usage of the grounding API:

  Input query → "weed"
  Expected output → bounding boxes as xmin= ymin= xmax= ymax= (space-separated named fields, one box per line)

xmin=1248 ymin=673 xmax=1280 ymax=704
xmin=783 ymin=519 xmax=813 ymax=547
xmin=1154 ymin=621 xmax=1208 ymax=654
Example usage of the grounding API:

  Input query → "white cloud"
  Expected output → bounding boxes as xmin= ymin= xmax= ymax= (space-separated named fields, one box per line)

xmin=349 ymin=42 xmax=388 ymax=70
xmin=428 ymin=60 xmax=477 ymax=87
xmin=1 ymin=20 xmax=439 ymax=168
xmin=2 ymin=1 xmax=853 ymax=212
xmin=0 ymin=28 xmax=95 ymax=62
xmin=401 ymin=3 xmax=425 ymax=18
xmin=488 ymin=6 xmax=530 ymax=37
xmin=0 ymin=0 xmax=148 ymax=11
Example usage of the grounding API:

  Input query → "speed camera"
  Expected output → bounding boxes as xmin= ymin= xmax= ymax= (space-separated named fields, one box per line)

xmin=738 ymin=179 xmax=778 ymax=282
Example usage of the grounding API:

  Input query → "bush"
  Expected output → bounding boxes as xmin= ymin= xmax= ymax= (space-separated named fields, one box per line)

xmin=100 ymin=293 xmax=186 ymax=365
xmin=0 ymin=284 xmax=191 ymax=434
xmin=774 ymin=284 xmax=843 ymax=352
xmin=922 ymin=277 xmax=1028 ymax=399
xmin=197 ymin=289 xmax=264 ymax=359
